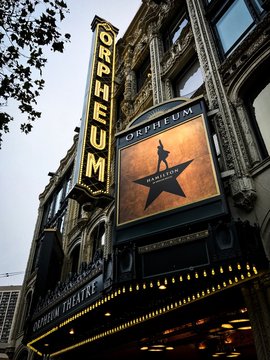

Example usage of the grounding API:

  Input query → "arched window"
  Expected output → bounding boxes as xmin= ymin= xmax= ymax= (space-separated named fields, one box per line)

xmin=91 ymin=221 xmax=105 ymax=261
xmin=70 ymin=244 xmax=80 ymax=274
xmin=173 ymin=58 xmax=204 ymax=99
xmin=163 ymin=10 xmax=189 ymax=51
xmin=242 ymin=56 xmax=270 ymax=159
xmin=25 ymin=292 xmax=32 ymax=319
xmin=135 ymin=55 xmax=151 ymax=93
xmin=18 ymin=291 xmax=33 ymax=333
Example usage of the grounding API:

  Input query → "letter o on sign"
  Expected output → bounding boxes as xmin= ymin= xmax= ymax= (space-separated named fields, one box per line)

xmin=126 ymin=133 xmax=134 ymax=141
xmin=100 ymin=31 xmax=113 ymax=46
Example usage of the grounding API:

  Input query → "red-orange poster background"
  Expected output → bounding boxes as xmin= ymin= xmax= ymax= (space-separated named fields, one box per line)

xmin=117 ymin=116 xmax=220 ymax=225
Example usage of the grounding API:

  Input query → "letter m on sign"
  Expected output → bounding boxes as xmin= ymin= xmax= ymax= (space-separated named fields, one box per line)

xmin=86 ymin=153 xmax=105 ymax=182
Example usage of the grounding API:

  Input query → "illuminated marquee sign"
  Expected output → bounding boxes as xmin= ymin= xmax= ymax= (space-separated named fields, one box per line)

xmin=31 ymin=274 xmax=103 ymax=334
xmin=70 ymin=16 xmax=118 ymax=204
xmin=115 ymin=98 xmax=227 ymax=242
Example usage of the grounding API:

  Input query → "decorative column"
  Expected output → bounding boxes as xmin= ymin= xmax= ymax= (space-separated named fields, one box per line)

xmin=103 ymin=220 xmax=110 ymax=259
xmin=148 ymin=22 xmax=164 ymax=105
xmin=103 ymin=216 xmax=113 ymax=289
xmin=163 ymin=78 xmax=174 ymax=101
xmin=234 ymin=99 xmax=261 ymax=166
xmin=121 ymin=45 xmax=136 ymax=123
xmin=187 ymin=0 xmax=257 ymax=211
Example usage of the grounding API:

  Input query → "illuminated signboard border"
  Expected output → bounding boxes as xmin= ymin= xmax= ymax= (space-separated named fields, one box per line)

xmin=117 ymin=114 xmax=221 ymax=227
xmin=115 ymin=97 xmax=227 ymax=242
xmin=70 ymin=17 xmax=118 ymax=203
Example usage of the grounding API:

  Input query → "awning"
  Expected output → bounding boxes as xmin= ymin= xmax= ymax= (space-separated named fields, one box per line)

xmin=26 ymin=260 xmax=263 ymax=358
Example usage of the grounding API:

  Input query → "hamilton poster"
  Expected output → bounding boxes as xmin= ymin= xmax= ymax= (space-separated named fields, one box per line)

xmin=117 ymin=114 xmax=220 ymax=226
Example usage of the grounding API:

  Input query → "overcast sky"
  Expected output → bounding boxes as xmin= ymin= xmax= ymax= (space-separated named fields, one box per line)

xmin=0 ymin=0 xmax=142 ymax=286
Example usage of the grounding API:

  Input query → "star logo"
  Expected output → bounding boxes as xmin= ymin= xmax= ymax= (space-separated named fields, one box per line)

xmin=134 ymin=160 xmax=193 ymax=210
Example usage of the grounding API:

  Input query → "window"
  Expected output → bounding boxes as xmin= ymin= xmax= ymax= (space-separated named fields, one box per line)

xmin=40 ymin=168 xmax=73 ymax=230
xmin=116 ymin=92 xmax=124 ymax=127
xmin=31 ymin=239 xmax=41 ymax=272
xmin=54 ymin=187 xmax=63 ymax=214
xmin=243 ymin=58 xmax=270 ymax=159
xmin=70 ymin=245 xmax=80 ymax=274
xmin=91 ymin=221 xmax=105 ymax=260
xmin=136 ymin=55 xmax=151 ymax=93
xmin=213 ymin=0 xmax=264 ymax=56
xmin=65 ymin=174 xmax=72 ymax=196
xmin=173 ymin=59 xmax=204 ymax=98
xmin=57 ymin=211 xmax=66 ymax=234
xmin=252 ymin=84 xmax=270 ymax=155
xmin=47 ymin=199 xmax=54 ymax=221
xmin=163 ymin=13 xmax=189 ymax=51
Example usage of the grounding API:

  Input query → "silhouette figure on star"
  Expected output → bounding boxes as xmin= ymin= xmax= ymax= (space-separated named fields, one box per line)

xmin=157 ymin=140 xmax=170 ymax=172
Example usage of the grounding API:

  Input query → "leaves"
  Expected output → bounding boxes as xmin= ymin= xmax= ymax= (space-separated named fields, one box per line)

xmin=0 ymin=0 xmax=71 ymax=148
xmin=52 ymin=40 xmax=64 ymax=52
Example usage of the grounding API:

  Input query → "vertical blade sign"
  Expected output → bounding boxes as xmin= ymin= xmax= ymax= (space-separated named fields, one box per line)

xmin=71 ymin=17 xmax=118 ymax=204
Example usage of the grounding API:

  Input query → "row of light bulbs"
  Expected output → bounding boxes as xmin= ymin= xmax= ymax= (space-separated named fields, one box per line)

xmin=27 ymin=262 xmax=259 ymax=357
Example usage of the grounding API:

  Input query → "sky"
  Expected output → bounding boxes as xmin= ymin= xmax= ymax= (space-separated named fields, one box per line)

xmin=0 ymin=0 xmax=142 ymax=286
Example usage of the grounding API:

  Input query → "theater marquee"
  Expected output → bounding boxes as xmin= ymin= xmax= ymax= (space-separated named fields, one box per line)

xmin=70 ymin=16 xmax=118 ymax=204
xmin=115 ymin=98 xmax=227 ymax=241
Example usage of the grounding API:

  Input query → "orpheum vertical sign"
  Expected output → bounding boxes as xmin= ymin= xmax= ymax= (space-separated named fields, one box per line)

xmin=70 ymin=16 xmax=118 ymax=205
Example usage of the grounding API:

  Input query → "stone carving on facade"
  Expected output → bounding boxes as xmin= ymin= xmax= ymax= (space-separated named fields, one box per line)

xmin=66 ymin=215 xmax=87 ymax=242
xmin=187 ymin=0 xmax=257 ymax=211
xmin=114 ymin=68 xmax=124 ymax=90
xmin=131 ymin=34 xmax=149 ymax=69
xmin=217 ymin=20 xmax=269 ymax=170
xmin=228 ymin=101 xmax=251 ymax=167
xmin=102 ymin=220 xmax=109 ymax=259
xmin=229 ymin=175 xmax=257 ymax=211
xmin=123 ymin=46 xmax=136 ymax=101
xmin=219 ymin=14 xmax=270 ymax=86
xmin=213 ymin=113 xmax=233 ymax=171
xmin=116 ymin=0 xmax=176 ymax=124
xmin=121 ymin=99 xmax=135 ymax=125
xmin=234 ymin=99 xmax=261 ymax=167
xmin=129 ymin=0 xmax=174 ymax=69
xmin=187 ymin=3 xmax=219 ymax=109
xmin=215 ymin=16 xmax=270 ymax=170
xmin=148 ymin=22 xmax=164 ymax=105
xmin=160 ymin=25 xmax=193 ymax=78
xmin=157 ymin=0 xmax=174 ymax=24
xmin=118 ymin=46 xmax=136 ymax=123
xmin=142 ymin=0 xmax=173 ymax=31
xmin=164 ymin=78 xmax=173 ymax=100
xmin=34 ymin=256 xmax=104 ymax=315
xmin=133 ymin=78 xmax=153 ymax=118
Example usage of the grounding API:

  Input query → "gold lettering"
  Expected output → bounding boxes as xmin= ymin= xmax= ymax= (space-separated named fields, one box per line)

xmin=99 ymin=45 xmax=111 ymax=63
xmin=90 ymin=125 xmax=106 ymax=150
xmin=97 ymin=61 xmax=110 ymax=77
xmin=94 ymin=80 xmax=109 ymax=102
xmin=93 ymin=101 xmax=107 ymax=124
xmin=99 ymin=31 xmax=113 ymax=46
xmin=86 ymin=153 xmax=105 ymax=182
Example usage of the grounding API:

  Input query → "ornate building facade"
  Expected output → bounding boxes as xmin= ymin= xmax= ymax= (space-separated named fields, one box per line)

xmin=10 ymin=1 xmax=270 ymax=359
